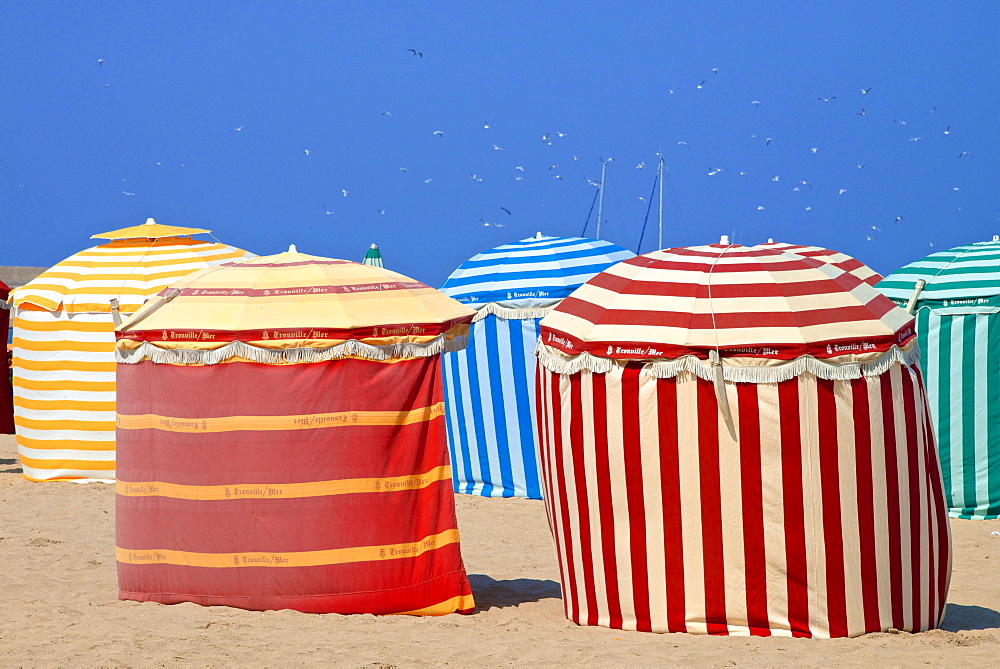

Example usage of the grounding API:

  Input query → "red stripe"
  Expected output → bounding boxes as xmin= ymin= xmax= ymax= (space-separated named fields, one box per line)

xmin=915 ymin=367 xmax=950 ymax=628
xmin=621 ymin=366 xmax=651 ymax=631
xmin=591 ymin=372 xmax=623 ymax=628
xmin=657 ymin=377 xmax=687 ymax=632
xmin=588 ymin=272 xmax=867 ymax=299
xmin=851 ymin=377 xmax=883 ymax=633
xmin=553 ymin=372 xmax=580 ymax=624
xmin=117 ymin=357 xmax=442 ymax=418
xmin=173 ymin=280 xmax=428 ymax=298
xmin=696 ymin=377 xmax=728 ymax=633
xmin=559 ymin=299 xmax=891 ymax=331
xmin=900 ymin=368 xmax=924 ymax=629
xmin=569 ymin=374 xmax=599 ymax=625
xmin=120 ymin=318 xmax=465 ymax=344
xmin=118 ymin=546 xmax=474 ymax=615
xmin=737 ymin=383 xmax=770 ymax=635
xmin=540 ymin=325 xmax=913 ymax=363
xmin=817 ymin=378 xmax=848 ymax=638
xmin=547 ymin=371 xmax=575 ymax=621
xmin=778 ymin=378 xmax=811 ymax=637
xmin=535 ymin=369 xmax=555 ymax=533
xmin=880 ymin=372 xmax=905 ymax=629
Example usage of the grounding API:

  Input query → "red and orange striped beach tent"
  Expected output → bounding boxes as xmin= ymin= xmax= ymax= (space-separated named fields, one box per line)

xmin=114 ymin=249 xmax=476 ymax=615
xmin=535 ymin=239 xmax=951 ymax=637
xmin=9 ymin=219 xmax=252 ymax=481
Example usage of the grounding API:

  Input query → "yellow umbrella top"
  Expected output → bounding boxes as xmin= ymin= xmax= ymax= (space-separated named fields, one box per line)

xmin=115 ymin=249 xmax=475 ymax=365
xmin=92 ymin=217 xmax=211 ymax=240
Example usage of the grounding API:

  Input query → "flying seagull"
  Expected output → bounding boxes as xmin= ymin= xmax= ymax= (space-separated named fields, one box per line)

xmin=697 ymin=80 xmax=705 ymax=89
xmin=407 ymin=49 xmax=423 ymax=57
xmin=98 ymin=58 xmax=104 ymax=66
xmin=857 ymin=109 xmax=866 ymax=116
xmin=381 ymin=111 xmax=392 ymax=117
xmin=818 ymin=96 xmax=836 ymax=102
xmin=341 ymin=189 xmax=348 ymax=197
xmin=432 ymin=130 xmax=443 ymax=137
xmin=500 ymin=206 xmax=511 ymax=215
xmin=861 ymin=87 xmax=871 ymax=94
xmin=229 ymin=125 xmax=245 ymax=132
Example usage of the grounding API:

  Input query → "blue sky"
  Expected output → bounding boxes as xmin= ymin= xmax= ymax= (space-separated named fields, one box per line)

xmin=2 ymin=1 xmax=998 ymax=287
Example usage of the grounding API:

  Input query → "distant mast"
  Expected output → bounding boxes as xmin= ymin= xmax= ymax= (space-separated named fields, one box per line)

xmin=596 ymin=159 xmax=608 ymax=239
xmin=657 ymin=157 xmax=665 ymax=250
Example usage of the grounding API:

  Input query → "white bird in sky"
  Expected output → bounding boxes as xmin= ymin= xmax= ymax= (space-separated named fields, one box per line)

xmin=121 ymin=191 xmax=135 ymax=196
xmin=696 ymin=80 xmax=705 ymax=89
xmin=552 ymin=174 xmax=563 ymax=180
xmin=857 ymin=109 xmax=866 ymax=116
xmin=765 ymin=137 xmax=773 ymax=145
xmin=514 ymin=176 xmax=524 ymax=181
xmin=810 ymin=147 xmax=818 ymax=154
xmin=805 ymin=206 xmax=812 ymax=211
xmin=861 ymin=87 xmax=872 ymax=94
xmin=229 ymin=125 xmax=245 ymax=132
xmin=867 ymin=235 xmax=875 ymax=242
xmin=377 ymin=209 xmax=386 ymax=215
xmin=856 ymin=163 xmax=865 ymax=169
xmin=751 ymin=100 xmax=760 ymax=106
xmin=424 ymin=178 xmax=433 ymax=183
xmin=399 ymin=167 xmax=407 ymax=172
xmin=573 ymin=155 xmax=582 ymax=161
xmin=894 ymin=216 xmax=904 ymax=223
xmin=944 ymin=126 xmax=951 ymax=135
xmin=772 ymin=175 xmax=780 ymax=181
xmin=838 ymin=188 xmax=848 ymax=195
xmin=635 ymin=161 xmax=646 ymax=169
xmin=556 ymin=131 xmax=567 ymax=137
xmin=871 ymin=225 xmax=882 ymax=232
xmin=341 ymin=189 xmax=348 ymax=197
xmin=757 ymin=205 xmax=765 ymax=211
xmin=493 ymin=144 xmax=503 ymax=151
xmin=483 ymin=121 xmax=490 ymax=129
xmin=98 ymin=58 xmax=104 ymax=66
xmin=818 ymin=96 xmax=836 ymax=102
xmin=711 ymin=67 xmax=719 ymax=74
xmin=909 ymin=137 xmax=922 ymax=142
xmin=303 ymin=149 xmax=310 ymax=156
xmin=586 ymin=178 xmax=600 ymax=187
xmin=515 ymin=166 xmax=525 ymax=171
xmin=959 ymin=151 xmax=970 ymax=157
xmin=893 ymin=119 xmax=908 ymax=125
xmin=381 ymin=111 xmax=392 ymax=117
xmin=433 ymin=130 xmax=443 ymax=137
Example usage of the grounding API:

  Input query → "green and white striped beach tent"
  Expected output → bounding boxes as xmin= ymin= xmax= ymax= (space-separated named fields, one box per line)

xmin=877 ymin=235 xmax=1000 ymax=519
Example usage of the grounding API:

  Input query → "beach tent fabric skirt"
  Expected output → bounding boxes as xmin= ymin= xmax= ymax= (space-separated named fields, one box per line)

xmin=12 ymin=309 xmax=117 ymax=480
xmin=536 ymin=363 xmax=951 ymax=638
xmin=916 ymin=308 xmax=1000 ymax=519
xmin=443 ymin=313 xmax=543 ymax=499
xmin=1 ymin=304 xmax=13 ymax=435
xmin=116 ymin=356 xmax=474 ymax=615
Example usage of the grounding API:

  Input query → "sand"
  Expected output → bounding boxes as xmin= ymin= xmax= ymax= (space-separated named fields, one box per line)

xmin=1 ymin=433 xmax=998 ymax=666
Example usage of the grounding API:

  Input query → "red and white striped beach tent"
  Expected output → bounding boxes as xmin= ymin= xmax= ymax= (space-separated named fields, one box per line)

xmin=535 ymin=240 xmax=951 ymax=638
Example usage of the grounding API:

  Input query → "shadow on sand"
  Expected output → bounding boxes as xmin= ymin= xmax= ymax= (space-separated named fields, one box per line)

xmin=0 ymin=457 xmax=22 ymax=475
xmin=468 ymin=574 xmax=561 ymax=612
xmin=940 ymin=603 xmax=1000 ymax=632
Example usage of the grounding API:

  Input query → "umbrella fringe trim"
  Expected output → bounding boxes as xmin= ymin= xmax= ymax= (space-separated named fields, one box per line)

xmin=535 ymin=340 xmax=921 ymax=382
xmin=471 ymin=303 xmax=555 ymax=322
xmin=116 ymin=335 xmax=469 ymax=365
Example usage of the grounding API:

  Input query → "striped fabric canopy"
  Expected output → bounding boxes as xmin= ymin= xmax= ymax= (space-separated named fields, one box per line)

xmin=115 ymin=250 xmax=476 ymax=615
xmin=439 ymin=235 xmax=632 ymax=499
xmin=877 ymin=236 xmax=1000 ymax=520
xmin=878 ymin=236 xmax=1000 ymax=307
xmin=362 ymin=244 xmax=384 ymax=268
xmin=535 ymin=240 xmax=950 ymax=636
xmin=758 ymin=241 xmax=883 ymax=286
xmin=539 ymin=242 xmax=916 ymax=382
xmin=10 ymin=229 xmax=252 ymax=482
xmin=117 ymin=251 xmax=474 ymax=364
xmin=442 ymin=234 xmax=635 ymax=314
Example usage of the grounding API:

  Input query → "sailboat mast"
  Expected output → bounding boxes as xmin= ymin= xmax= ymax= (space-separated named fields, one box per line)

xmin=596 ymin=160 xmax=608 ymax=239
xmin=657 ymin=157 xmax=664 ymax=250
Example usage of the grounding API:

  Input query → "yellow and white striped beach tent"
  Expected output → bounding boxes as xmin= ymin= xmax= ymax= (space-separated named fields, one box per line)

xmin=9 ymin=218 xmax=253 ymax=482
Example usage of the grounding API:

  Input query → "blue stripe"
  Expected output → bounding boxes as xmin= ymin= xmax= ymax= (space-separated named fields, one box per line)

xmin=484 ymin=315 xmax=515 ymax=497
xmin=443 ymin=261 xmax=624 ymax=290
xmin=511 ymin=317 xmax=541 ymax=498
xmin=444 ymin=349 xmax=474 ymax=494
xmin=463 ymin=322 xmax=494 ymax=497
xmin=456 ymin=243 xmax=631 ymax=270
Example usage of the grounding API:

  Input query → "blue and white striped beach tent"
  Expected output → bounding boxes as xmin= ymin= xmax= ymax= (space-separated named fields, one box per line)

xmin=440 ymin=234 xmax=634 ymax=498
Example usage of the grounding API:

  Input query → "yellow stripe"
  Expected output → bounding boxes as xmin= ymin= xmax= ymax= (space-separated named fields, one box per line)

xmin=117 ymin=402 xmax=444 ymax=433
xmin=19 ymin=455 xmax=116 ymax=470
xmin=13 ymin=338 xmax=113 ymax=353
xmin=16 ymin=436 xmax=116 ymax=451
xmin=14 ymin=397 xmax=117 ymax=412
xmin=116 ymin=529 xmax=459 ymax=569
xmin=13 ymin=320 xmax=112 ymax=333
xmin=15 ymin=417 xmax=116 ymax=431
xmin=46 ymin=253 xmax=244 ymax=269
xmin=393 ymin=593 xmax=476 ymax=616
xmin=18 ymin=284 xmax=186 ymax=297
xmin=12 ymin=359 xmax=116 ymax=372
xmin=14 ymin=378 xmax=117 ymax=392
xmin=116 ymin=465 xmax=451 ymax=500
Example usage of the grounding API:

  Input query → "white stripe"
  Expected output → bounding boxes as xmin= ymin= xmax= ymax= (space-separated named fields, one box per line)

xmin=676 ymin=374 xmax=704 ymax=634
xmin=604 ymin=369 xmax=636 ymax=630
xmin=14 ymin=425 xmax=116 ymax=441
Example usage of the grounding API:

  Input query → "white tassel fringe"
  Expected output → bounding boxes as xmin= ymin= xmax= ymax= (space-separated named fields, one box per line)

xmin=472 ymin=302 xmax=556 ymax=322
xmin=117 ymin=334 xmax=469 ymax=365
xmin=535 ymin=340 xmax=921 ymax=383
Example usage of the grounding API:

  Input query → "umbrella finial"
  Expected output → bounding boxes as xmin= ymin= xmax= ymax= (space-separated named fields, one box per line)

xmin=535 ymin=231 xmax=543 ymax=239
xmin=720 ymin=235 xmax=730 ymax=245
xmin=767 ymin=238 xmax=774 ymax=244
xmin=288 ymin=244 xmax=297 ymax=253
xmin=370 ymin=243 xmax=379 ymax=249
xmin=994 ymin=235 xmax=999 ymax=242
xmin=145 ymin=218 xmax=156 ymax=225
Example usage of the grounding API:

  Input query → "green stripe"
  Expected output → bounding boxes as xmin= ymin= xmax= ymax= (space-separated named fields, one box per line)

xmin=961 ymin=315 xmax=978 ymax=511
xmin=927 ymin=313 xmax=953 ymax=504
xmin=986 ymin=315 xmax=1000 ymax=518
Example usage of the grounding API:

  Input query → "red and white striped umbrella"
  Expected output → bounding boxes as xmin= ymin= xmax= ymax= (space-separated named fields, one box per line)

xmin=539 ymin=242 xmax=915 ymax=381
xmin=534 ymin=240 xmax=950 ymax=637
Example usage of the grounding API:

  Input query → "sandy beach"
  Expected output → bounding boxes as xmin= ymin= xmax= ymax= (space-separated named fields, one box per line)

xmin=1 ymin=433 xmax=997 ymax=666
